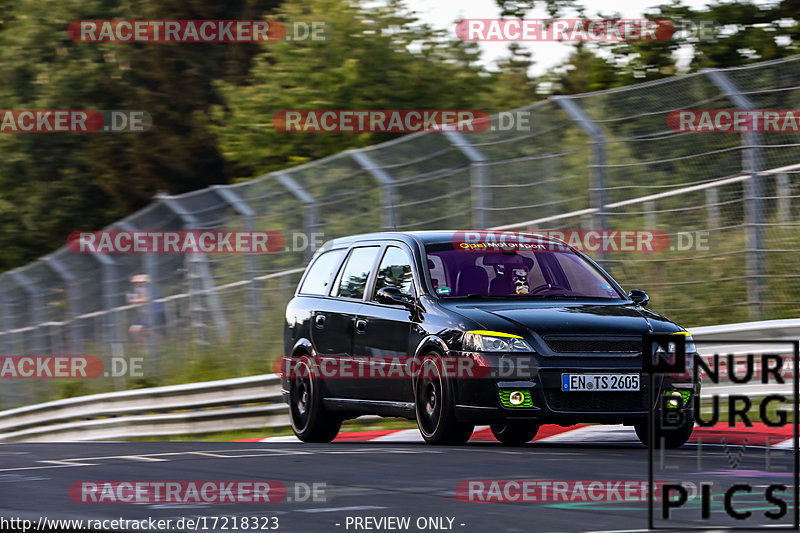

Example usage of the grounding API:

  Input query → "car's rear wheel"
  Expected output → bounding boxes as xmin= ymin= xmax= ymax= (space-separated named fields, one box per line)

xmin=490 ymin=422 xmax=539 ymax=446
xmin=414 ymin=353 xmax=474 ymax=445
xmin=288 ymin=356 xmax=341 ymax=443
xmin=634 ymin=410 xmax=694 ymax=449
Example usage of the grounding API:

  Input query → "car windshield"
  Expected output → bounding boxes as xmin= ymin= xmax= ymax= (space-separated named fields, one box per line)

xmin=424 ymin=243 xmax=623 ymax=299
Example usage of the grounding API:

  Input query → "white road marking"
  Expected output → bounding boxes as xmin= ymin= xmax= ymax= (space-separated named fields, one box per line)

xmin=298 ymin=506 xmax=388 ymax=513
xmin=537 ymin=425 xmax=638 ymax=443
xmin=260 ymin=435 xmax=301 ymax=442
xmin=38 ymin=459 xmax=98 ymax=466
xmin=112 ymin=455 xmax=170 ymax=462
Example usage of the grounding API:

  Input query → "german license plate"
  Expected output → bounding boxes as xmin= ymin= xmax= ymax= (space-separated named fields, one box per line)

xmin=561 ymin=374 xmax=640 ymax=391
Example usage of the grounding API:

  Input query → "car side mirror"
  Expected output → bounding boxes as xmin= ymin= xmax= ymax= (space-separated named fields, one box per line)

xmin=375 ymin=287 xmax=415 ymax=309
xmin=628 ymin=289 xmax=649 ymax=307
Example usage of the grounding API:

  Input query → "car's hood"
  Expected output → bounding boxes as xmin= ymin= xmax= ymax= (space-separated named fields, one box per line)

xmin=439 ymin=300 xmax=681 ymax=352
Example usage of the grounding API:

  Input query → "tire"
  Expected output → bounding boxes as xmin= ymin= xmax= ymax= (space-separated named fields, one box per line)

xmin=491 ymin=422 xmax=539 ymax=446
xmin=414 ymin=353 xmax=474 ymax=445
xmin=635 ymin=410 xmax=694 ymax=449
xmin=288 ymin=356 xmax=341 ymax=443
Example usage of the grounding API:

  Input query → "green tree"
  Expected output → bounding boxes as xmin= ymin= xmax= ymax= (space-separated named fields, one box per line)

xmin=213 ymin=0 xmax=497 ymax=176
xmin=0 ymin=0 xmax=280 ymax=270
xmin=491 ymin=43 xmax=541 ymax=108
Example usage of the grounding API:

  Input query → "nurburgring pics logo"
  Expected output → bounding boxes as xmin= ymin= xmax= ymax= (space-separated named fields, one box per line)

xmin=273 ymin=110 xmax=491 ymax=133
xmin=646 ymin=334 xmax=799 ymax=529
xmin=668 ymin=110 xmax=800 ymax=132
xmin=455 ymin=19 xmax=674 ymax=41
xmin=0 ymin=110 xmax=151 ymax=133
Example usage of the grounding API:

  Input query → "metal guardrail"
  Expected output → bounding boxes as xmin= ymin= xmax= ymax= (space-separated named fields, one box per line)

xmin=0 ymin=319 xmax=797 ymax=443
xmin=0 ymin=374 xmax=285 ymax=442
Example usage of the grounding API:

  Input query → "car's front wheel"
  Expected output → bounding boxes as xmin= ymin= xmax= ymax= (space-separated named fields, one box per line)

xmin=490 ymin=422 xmax=539 ymax=446
xmin=634 ymin=410 xmax=694 ymax=449
xmin=288 ymin=356 xmax=341 ymax=442
xmin=414 ymin=353 xmax=474 ymax=445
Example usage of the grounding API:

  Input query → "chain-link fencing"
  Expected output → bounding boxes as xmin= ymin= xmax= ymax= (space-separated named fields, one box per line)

xmin=2 ymin=56 xmax=799 ymax=408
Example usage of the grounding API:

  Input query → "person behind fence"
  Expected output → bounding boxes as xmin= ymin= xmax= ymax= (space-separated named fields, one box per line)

xmin=127 ymin=274 xmax=166 ymax=342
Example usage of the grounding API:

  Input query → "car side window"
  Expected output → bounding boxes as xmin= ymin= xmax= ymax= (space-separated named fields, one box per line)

xmin=373 ymin=246 xmax=415 ymax=298
xmin=298 ymin=249 xmax=346 ymax=295
xmin=334 ymin=246 xmax=380 ymax=299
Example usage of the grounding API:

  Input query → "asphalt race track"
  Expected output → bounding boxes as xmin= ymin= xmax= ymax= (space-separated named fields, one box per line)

xmin=0 ymin=440 xmax=795 ymax=532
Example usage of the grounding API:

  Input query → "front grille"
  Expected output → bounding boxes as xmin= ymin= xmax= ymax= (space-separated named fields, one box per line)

xmin=544 ymin=390 xmax=649 ymax=412
xmin=545 ymin=337 xmax=641 ymax=353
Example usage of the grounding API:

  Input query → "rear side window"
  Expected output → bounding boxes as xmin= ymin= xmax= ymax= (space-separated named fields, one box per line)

xmin=335 ymin=246 xmax=380 ymax=299
xmin=298 ymin=249 xmax=346 ymax=295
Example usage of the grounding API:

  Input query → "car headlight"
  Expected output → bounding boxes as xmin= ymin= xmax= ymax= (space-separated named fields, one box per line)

xmin=656 ymin=332 xmax=696 ymax=377
xmin=463 ymin=330 xmax=533 ymax=352
xmin=685 ymin=335 xmax=697 ymax=353
xmin=657 ymin=332 xmax=696 ymax=353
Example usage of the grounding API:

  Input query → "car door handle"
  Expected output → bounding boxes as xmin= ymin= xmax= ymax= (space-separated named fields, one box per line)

xmin=315 ymin=314 xmax=326 ymax=328
xmin=355 ymin=319 xmax=367 ymax=333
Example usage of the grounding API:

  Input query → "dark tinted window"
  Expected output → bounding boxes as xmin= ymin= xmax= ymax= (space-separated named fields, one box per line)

xmin=425 ymin=246 xmax=622 ymax=299
xmin=298 ymin=249 xmax=346 ymax=295
xmin=373 ymin=246 xmax=415 ymax=298
xmin=335 ymin=246 xmax=380 ymax=299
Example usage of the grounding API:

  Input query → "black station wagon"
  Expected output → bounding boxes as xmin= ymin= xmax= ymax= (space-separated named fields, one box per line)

xmin=281 ymin=231 xmax=698 ymax=447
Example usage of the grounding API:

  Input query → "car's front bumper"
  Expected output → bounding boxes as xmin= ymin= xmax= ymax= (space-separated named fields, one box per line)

xmin=451 ymin=352 xmax=698 ymax=425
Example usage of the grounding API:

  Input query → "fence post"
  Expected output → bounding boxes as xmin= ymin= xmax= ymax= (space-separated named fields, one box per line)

xmin=0 ymin=281 xmax=19 ymax=408
xmin=212 ymin=185 xmax=261 ymax=324
xmin=348 ymin=149 xmax=397 ymax=230
xmin=8 ymin=270 xmax=46 ymax=355
xmin=706 ymin=69 xmax=764 ymax=320
xmin=42 ymin=256 xmax=82 ymax=356
xmin=90 ymin=253 xmax=120 ymax=359
xmin=443 ymin=131 xmax=489 ymax=229
xmin=8 ymin=271 xmax=47 ymax=403
xmin=644 ymin=201 xmax=657 ymax=230
xmin=554 ymin=96 xmax=608 ymax=267
xmin=777 ymin=173 xmax=790 ymax=226
xmin=156 ymin=194 xmax=229 ymax=343
xmin=706 ymin=187 xmax=720 ymax=230
xmin=274 ymin=172 xmax=319 ymax=261
xmin=115 ymin=221 xmax=157 ymax=372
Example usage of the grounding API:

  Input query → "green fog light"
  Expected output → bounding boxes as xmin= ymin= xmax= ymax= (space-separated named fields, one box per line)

xmin=666 ymin=390 xmax=691 ymax=408
xmin=499 ymin=389 xmax=533 ymax=408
